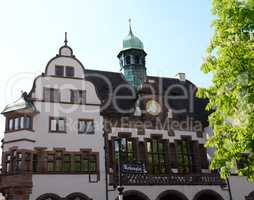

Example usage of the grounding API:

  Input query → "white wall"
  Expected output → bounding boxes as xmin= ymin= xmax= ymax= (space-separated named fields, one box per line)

xmin=229 ymin=176 xmax=254 ymax=200
xmin=31 ymin=175 xmax=106 ymax=200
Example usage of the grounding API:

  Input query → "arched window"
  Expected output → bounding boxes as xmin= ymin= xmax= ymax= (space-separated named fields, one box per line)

xmin=135 ymin=55 xmax=140 ymax=64
xmin=125 ymin=56 xmax=131 ymax=65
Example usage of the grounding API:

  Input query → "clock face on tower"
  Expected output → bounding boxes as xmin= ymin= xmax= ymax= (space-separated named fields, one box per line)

xmin=146 ymin=100 xmax=161 ymax=116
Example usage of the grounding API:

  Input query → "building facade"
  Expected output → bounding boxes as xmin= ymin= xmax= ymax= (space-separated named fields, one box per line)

xmin=0 ymin=24 xmax=254 ymax=200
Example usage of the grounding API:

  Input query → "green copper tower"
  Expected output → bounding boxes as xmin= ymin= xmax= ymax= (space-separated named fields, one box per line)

xmin=118 ymin=19 xmax=147 ymax=87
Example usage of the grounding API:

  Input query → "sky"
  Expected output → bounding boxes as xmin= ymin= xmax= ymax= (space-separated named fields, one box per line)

xmin=0 ymin=0 xmax=214 ymax=146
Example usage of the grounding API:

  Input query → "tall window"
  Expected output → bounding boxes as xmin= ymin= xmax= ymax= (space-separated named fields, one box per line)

xmin=47 ymin=154 xmax=55 ymax=172
xmin=114 ymin=137 xmax=135 ymax=162
xmin=49 ymin=117 xmax=66 ymax=133
xmin=32 ymin=153 xmax=38 ymax=172
xmin=25 ymin=152 xmax=31 ymax=172
xmin=16 ymin=153 xmax=22 ymax=172
xmin=176 ymin=139 xmax=192 ymax=173
xmin=135 ymin=55 xmax=140 ymax=64
xmin=6 ymin=115 xmax=32 ymax=132
xmin=44 ymin=88 xmax=60 ymax=102
xmin=125 ymin=56 xmax=131 ymax=65
xmin=55 ymin=65 xmax=64 ymax=76
xmin=5 ymin=154 xmax=11 ymax=173
xmin=63 ymin=154 xmax=71 ymax=172
xmin=78 ymin=119 xmax=94 ymax=134
xmin=74 ymin=154 xmax=82 ymax=172
xmin=55 ymin=151 xmax=63 ymax=172
xmin=70 ymin=90 xmax=86 ymax=104
xmin=146 ymin=139 xmax=166 ymax=174
xmin=65 ymin=66 xmax=74 ymax=77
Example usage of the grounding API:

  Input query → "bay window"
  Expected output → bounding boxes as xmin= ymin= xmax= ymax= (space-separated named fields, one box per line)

xmin=6 ymin=115 xmax=32 ymax=132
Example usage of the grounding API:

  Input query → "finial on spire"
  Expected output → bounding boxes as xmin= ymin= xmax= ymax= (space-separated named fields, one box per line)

xmin=64 ymin=32 xmax=68 ymax=46
xmin=128 ymin=18 xmax=133 ymax=35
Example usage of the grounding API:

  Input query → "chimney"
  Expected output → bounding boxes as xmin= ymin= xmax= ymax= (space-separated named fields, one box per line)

xmin=175 ymin=73 xmax=186 ymax=81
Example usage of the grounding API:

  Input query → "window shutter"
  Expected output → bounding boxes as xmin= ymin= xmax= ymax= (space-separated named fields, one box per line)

xmin=191 ymin=141 xmax=201 ymax=173
xmin=199 ymin=144 xmax=209 ymax=169
xmin=169 ymin=143 xmax=177 ymax=169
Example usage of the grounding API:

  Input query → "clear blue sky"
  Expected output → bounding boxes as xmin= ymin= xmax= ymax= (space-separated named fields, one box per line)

xmin=0 ymin=0 xmax=213 ymax=135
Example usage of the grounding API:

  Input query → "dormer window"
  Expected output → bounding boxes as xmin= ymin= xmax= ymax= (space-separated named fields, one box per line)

xmin=55 ymin=65 xmax=64 ymax=76
xmin=66 ymin=66 xmax=74 ymax=77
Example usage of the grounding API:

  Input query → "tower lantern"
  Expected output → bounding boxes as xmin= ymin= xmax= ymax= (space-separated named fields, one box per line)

xmin=118 ymin=19 xmax=147 ymax=87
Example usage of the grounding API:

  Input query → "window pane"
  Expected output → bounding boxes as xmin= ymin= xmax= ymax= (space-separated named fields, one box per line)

xmin=48 ymin=162 xmax=54 ymax=172
xmin=44 ymin=88 xmax=51 ymax=102
xmin=147 ymin=142 xmax=151 ymax=152
xmin=63 ymin=162 xmax=71 ymax=172
xmin=50 ymin=119 xmax=57 ymax=131
xmin=126 ymin=56 xmax=130 ymax=65
xmin=80 ymin=90 xmax=86 ymax=104
xmin=135 ymin=55 xmax=139 ymax=64
xmin=86 ymin=121 xmax=94 ymax=134
xmin=52 ymin=89 xmax=60 ymax=102
xmin=24 ymin=116 xmax=32 ymax=129
xmin=55 ymin=160 xmax=62 ymax=172
xmin=20 ymin=117 xmax=24 ymax=129
xmin=66 ymin=66 xmax=74 ymax=77
xmin=78 ymin=120 xmax=85 ymax=133
xmin=89 ymin=161 xmax=96 ymax=172
xmin=8 ymin=119 xmax=13 ymax=130
xmin=14 ymin=117 xmax=19 ymax=130
xmin=72 ymin=90 xmax=79 ymax=104
xmin=81 ymin=159 xmax=89 ymax=172
xmin=58 ymin=119 xmax=65 ymax=132
xmin=55 ymin=65 xmax=64 ymax=76
xmin=33 ymin=154 xmax=38 ymax=172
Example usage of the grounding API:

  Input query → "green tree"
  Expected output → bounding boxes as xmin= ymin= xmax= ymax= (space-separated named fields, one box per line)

xmin=198 ymin=0 xmax=254 ymax=180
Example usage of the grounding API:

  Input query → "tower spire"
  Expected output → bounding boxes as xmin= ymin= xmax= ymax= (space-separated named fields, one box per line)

xmin=128 ymin=18 xmax=133 ymax=36
xmin=64 ymin=32 xmax=68 ymax=46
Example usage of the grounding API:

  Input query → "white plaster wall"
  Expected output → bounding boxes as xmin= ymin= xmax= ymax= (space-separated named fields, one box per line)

xmin=108 ymin=185 xmax=229 ymax=200
xmin=31 ymin=76 xmax=100 ymax=105
xmin=229 ymin=176 xmax=254 ymax=200
xmin=31 ymin=175 xmax=106 ymax=200
xmin=3 ymin=130 xmax=36 ymax=151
